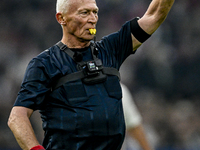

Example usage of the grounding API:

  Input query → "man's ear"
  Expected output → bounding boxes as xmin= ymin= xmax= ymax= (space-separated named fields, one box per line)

xmin=56 ymin=13 xmax=66 ymax=25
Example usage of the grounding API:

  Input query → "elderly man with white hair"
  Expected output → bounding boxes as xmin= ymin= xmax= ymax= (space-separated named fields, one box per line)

xmin=8 ymin=0 xmax=174 ymax=149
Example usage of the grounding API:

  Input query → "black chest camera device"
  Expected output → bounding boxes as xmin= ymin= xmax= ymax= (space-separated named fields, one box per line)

xmin=77 ymin=57 xmax=107 ymax=84
xmin=53 ymin=41 xmax=120 ymax=89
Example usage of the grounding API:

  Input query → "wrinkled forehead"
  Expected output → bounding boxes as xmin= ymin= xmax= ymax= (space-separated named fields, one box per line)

xmin=71 ymin=0 xmax=96 ymax=4
xmin=68 ymin=0 xmax=98 ymax=12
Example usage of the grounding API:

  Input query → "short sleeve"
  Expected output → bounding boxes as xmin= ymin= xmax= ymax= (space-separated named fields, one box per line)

xmin=97 ymin=21 xmax=134 ymax=69
xmin=14 ymin=58 xmax=51 ymax=110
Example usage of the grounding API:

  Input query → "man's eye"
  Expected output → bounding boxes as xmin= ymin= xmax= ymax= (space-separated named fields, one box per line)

xmin=93 ymin=11 xmax=98 ymax=15
xmin=81 ymin=11 xmax=88 ymax=15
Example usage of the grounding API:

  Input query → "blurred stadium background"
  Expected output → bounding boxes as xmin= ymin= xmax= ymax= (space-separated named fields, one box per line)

xmin=1 ymin=0 xmax=200 ymax=149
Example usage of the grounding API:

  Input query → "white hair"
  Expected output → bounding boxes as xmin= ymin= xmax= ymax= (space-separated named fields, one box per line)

xmin=56 ymin=0 xmax=71 ymax=14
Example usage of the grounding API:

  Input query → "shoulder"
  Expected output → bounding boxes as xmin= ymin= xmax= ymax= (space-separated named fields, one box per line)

xmin=25 ymin=44 xmax=66 ymax=78
xmin=35 ymin=45 xmax=59 ymax=62
xmin=30 ymin=44 xmax=65 ymax=68
xmin=96 ymin=20 xmax=132 ymax=53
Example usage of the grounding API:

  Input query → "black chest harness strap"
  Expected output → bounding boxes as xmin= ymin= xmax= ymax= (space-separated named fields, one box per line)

xmin=52 ymin=41 xmax=120 ymax=90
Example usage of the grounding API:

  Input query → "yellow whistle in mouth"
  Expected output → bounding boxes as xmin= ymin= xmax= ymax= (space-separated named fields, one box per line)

xmin=89 ymin=28 xmax=96 ymax=35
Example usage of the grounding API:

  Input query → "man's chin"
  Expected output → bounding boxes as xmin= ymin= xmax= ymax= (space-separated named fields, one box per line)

xmin=79 ymin=36 xmax=95 ymax=42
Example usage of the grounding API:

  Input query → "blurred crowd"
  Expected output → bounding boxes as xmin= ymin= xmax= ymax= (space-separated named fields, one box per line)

xmin=0 ymin=0 xmax=200 ymax=149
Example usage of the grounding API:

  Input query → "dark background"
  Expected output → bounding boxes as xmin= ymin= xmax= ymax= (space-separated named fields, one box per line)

xmin=1 ymin=0 xmax=200 ymax=149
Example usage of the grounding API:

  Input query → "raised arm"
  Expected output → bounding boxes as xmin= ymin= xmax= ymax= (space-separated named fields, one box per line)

xmin=8 ymin=106 xmax=41 ymax=150
xmin=132 ymin=0 xmax=175 ymax=51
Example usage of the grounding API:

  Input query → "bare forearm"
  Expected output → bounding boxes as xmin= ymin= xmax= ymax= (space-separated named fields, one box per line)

xmin=131 ymin=0 xmax=174 ymax=50
xmin=8 ymin=107 xmax=40 ymax=150
xmin=146 ymin=0 xmax=174 ymax=16
xmin=139 ymin=0 xmax=175 ymax=34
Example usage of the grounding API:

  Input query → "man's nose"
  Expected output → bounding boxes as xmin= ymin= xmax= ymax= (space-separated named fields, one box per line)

xmin=88 ymin=13 xmax=98 ymax=24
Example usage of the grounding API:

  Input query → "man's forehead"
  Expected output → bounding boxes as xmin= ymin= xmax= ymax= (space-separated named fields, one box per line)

xmin=69 ymin=0 xmax=97 ymax=5
xmin=68 ymin=0 xmax=98 ymax=11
